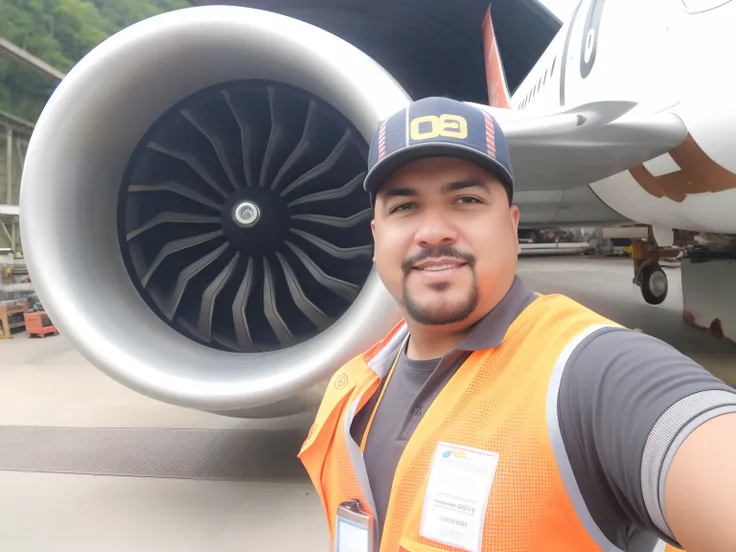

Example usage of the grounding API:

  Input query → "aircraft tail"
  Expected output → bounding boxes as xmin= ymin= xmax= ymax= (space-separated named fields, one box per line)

xmin=482 ymin=6 xmax=512 ymax=108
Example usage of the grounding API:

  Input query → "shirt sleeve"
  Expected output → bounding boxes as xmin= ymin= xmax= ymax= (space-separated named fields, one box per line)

xmin=557 ymin=326 xmax=736 ymax=547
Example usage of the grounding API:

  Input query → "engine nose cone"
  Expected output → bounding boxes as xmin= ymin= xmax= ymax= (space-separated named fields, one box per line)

xmin=221 ymin=186 xmax=290 ymax=256
xmin=234 ymin=201 xmax=260 ymax=226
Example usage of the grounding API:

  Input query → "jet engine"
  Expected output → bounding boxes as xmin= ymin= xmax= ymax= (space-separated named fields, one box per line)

xmin=19 ymin=6 xmax=411 ymax=417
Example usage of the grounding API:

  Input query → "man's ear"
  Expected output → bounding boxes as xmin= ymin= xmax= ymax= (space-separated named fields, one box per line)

xmin=510 ymin=205 xmax=520 ymax=231
xmin=510 ymin=205 xmax=521 ymax=255
xmin=371 ymin=218 xmax=376 ymax=262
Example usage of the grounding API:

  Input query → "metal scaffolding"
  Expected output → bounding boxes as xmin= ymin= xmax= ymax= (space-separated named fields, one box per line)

xmin=0 ymin=37 xmax=66 ymax=81
xmin=0 ymin=36 xmax=65 ymax=257
xmin=0 ymin=109 xmax=34 ymax=255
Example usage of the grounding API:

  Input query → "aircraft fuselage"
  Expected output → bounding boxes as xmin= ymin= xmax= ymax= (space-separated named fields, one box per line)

xmin=511 ymin=0 xmax=736 ymax=239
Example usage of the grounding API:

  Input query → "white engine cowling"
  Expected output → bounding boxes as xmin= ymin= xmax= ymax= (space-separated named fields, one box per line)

xmin=19 ymin=6 xmax=411 ymax=417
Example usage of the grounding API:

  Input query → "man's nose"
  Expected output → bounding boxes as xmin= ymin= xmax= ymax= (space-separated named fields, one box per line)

xmin=414 ymin=210 xmax=458 ymax=246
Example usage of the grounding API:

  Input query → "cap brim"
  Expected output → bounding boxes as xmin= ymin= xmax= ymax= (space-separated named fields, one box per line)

xmin=364 ymin=142 xmax=514 ymax=199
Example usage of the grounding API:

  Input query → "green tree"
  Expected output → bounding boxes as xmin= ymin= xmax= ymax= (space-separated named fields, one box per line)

xmin=93 ymin=0 xmax=190 ymax=31
xmin=0 ymin=0 xmax=189 ymax=122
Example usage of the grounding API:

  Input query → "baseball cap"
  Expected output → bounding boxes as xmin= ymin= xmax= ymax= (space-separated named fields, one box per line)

xmin=364 ymin=97 xmax=515 ymax=204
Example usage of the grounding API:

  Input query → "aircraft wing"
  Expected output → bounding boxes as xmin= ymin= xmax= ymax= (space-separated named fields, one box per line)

xmin=469 ymin=101 xmax=688 ymax=191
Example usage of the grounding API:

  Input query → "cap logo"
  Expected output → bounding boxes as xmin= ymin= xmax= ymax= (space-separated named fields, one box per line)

xmin=409 ymin=114 xmax=468 ymax=141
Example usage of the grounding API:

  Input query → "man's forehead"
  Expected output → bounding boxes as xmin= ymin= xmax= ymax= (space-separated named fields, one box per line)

xmin=379 ymin=161 xmax=498 ymax=196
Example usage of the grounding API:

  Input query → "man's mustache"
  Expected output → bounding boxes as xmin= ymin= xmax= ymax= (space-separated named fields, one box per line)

xmin=401 ymin=245 xmax=476 ymax=275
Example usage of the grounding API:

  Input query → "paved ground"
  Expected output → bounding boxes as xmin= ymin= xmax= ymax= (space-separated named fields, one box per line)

xmin=0 ymin=256 xmax=733 ymax=551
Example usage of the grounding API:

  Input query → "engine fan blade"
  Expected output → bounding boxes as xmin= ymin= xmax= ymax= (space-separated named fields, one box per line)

xmin=120 ymin=80 xmax=374 ymax=353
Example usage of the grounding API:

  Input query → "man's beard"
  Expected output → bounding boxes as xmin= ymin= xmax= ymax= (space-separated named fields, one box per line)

xmin=400 ymin=245 xmax=479 ymax=326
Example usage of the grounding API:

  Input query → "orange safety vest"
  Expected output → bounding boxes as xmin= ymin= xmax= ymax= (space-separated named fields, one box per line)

xmin=298 ymin=293 xmax=682 ymax=552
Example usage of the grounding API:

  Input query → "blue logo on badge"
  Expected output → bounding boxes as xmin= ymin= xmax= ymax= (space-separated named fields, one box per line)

xmin=441 ymin=450 xmax=466 ymax=460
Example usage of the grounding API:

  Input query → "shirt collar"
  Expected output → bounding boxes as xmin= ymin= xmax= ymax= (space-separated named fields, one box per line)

xmin=456 ymin=275 xmax=537 ymax=351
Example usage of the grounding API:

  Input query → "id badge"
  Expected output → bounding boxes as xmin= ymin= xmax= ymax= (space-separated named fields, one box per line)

xmin=335 ymin=500 xmax=375 ymax=552
xmin=419 ymin=442 xmax=500 ymax=552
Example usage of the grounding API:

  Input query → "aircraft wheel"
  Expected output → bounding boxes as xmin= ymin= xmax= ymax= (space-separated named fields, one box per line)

xmin=641 ymin=264 xmax=668 ymax=305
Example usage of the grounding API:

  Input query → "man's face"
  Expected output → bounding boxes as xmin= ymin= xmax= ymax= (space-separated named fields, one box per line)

xmin=371 ymin=156 xmax=520 ymax=327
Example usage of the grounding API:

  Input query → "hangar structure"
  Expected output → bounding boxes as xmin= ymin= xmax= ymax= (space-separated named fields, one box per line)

xmin=190 ymin=0 xmax=562 ymax=102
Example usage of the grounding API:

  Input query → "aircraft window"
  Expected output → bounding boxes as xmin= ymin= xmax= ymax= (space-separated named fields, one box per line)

xmin=551 ymin=57 xmax=556 ymax=76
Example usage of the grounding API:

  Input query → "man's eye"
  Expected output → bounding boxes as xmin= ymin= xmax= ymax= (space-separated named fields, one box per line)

xmin=390 ymin=202 xmax=415 ymax=213
xmin=455 ymin=196 xmax=481 ymax=204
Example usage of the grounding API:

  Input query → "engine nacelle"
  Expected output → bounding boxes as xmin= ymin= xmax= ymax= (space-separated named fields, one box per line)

xmin=20 ymin=6 xmax=411 ymax=417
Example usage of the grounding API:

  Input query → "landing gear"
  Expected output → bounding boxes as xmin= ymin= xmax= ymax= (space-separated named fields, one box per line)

xmin=603 ymin=225 xmax=736 ymax=343
xmin=631 ymin=239 xmax=679 ymax=305
xmin=640 ymin=263 xmax=668 ymax=305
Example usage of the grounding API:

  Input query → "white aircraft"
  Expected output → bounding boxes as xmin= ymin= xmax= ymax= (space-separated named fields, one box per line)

xmin=478 ymin=0 xmax=736 ymax=342
xmin=18 ymin=1 xmax=735 ymax=420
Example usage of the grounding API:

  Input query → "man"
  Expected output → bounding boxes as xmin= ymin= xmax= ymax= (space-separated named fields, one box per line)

xmin=297 ymin=97 xmax=736 ymax=552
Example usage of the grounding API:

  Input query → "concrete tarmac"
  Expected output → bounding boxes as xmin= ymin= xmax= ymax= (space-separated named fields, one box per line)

xmin=0 ymin=256 xmax=733 ymax=551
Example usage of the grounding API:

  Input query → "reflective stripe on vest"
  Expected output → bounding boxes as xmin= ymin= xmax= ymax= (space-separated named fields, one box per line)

xmin=298 ymin=294 xmax=683 ymax=552
xmin=547 ymin=325 xmax=681 ymax=552
xmin=298 ymin=319 xmax=408 ymax=544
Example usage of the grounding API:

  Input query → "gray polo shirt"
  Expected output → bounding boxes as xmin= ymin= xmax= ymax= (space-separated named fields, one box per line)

xmin=350 ymin=276 xmax=736 ymax=551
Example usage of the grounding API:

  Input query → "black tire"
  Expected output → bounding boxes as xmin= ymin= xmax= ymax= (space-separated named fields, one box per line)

xmin=641 ymin=264 xmax=668 ymax=305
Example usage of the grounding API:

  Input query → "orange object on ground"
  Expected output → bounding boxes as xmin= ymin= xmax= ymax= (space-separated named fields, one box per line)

xmin=24 ymin=311 xmax=57 ymax=337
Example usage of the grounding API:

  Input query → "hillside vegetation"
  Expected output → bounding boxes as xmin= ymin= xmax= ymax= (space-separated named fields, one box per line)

xmin=0 ymin=0 xmax=190 ymax=122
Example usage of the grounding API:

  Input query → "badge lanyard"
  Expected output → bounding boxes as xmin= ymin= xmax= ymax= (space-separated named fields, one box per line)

xmin=359 ymin=334 xmax=409 ymax=453
xmin=334 ymin=336 xmax=406 ymax=552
